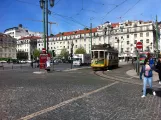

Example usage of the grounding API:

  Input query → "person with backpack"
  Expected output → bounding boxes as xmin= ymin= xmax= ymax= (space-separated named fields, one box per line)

xmin=140 ymin=59 xmax=156 ymax=98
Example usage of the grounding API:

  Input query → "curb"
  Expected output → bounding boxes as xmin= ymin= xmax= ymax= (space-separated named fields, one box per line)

xmin=126 ymin=69 xmax=159 ymax=82
xmin=63 ymin=67 xmax=91 ymax=71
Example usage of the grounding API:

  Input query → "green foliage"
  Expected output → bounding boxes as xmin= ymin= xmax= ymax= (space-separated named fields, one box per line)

xmin=17 ymin=51 xmax=28 ymax=60
xmin=33 ymin=49 xmax=40 ymax=59
xmin=84 ymin=27 xmax=89 ymax=30
xmin=60 ymin=48 xmax=69 ymax=60
xmin=74 ymin=47 xmax=86 ymax=54
xmin=50 ymin=34 xmax=54 ymax=36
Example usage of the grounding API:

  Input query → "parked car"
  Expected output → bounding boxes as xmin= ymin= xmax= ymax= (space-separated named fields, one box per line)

xmin=26 ymin=60 xmax=32 ymax=63
xmin=0 ymin=60 xmax=7 ymax=63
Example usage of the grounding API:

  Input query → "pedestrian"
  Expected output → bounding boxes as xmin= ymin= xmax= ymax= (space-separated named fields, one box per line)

xmin=140 ymin=59 xmax=156 ymax=98
xmin=155 ymin=56 xmax=161 ymax=84
xmin=30 ymin=62 xmax=33 ymax=68
xmin=149 ymin=56 xmax=154 ymax=67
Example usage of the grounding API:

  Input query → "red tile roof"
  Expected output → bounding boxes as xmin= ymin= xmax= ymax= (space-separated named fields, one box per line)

xmin=111 ymin=23 xmax=119 ymax=28
xmin=19 ymin=36 xmax=41 ymax=40
xmin=55 ymin=28 xmax=97 ymax=37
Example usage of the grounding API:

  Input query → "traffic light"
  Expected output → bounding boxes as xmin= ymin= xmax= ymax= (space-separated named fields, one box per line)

xmin=52 ymin=50 xmax=56 ymax=57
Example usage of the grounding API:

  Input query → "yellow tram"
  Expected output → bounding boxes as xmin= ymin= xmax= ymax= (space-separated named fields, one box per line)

xmin=91 ymin=44 xmax=119 ymax=70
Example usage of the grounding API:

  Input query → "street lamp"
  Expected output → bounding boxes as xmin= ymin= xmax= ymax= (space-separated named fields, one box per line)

xmin=50 ymin=0 xmax=55 ymax=7
xmin=39 ymin=0 xmax=45 ymax=9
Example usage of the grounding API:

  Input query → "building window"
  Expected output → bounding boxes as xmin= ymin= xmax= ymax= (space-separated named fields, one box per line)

xmin=75 ymin=40 xmax=77 ymax=43
xmin=127 ymin=41 xmax=129 ymax=45
xmin=146 ymin=32 xmax=149 ymax=37
xmin=64 ymin=46 xmax=65 ymax=48
xmin=140 ymin=40 xmax=143 ymax=43
xmin=75 ymin=45 xmax=77 ymax=48
xmin=84 ymin=39 xmax=86 ymax=42
xmin=51 ymin=43 xmax=52 ymax=45
xmin=121 ymin=36 xmax=123 ymax=39
xmin=140 ymin=33 xmax=143 ymax=37
xmin=121 ymin=48 xmax=123 ymax=53
xmin=39 ymin=44 xmax=40 ymax=46
xmin=121 ymin=29 xmax=123 ymax=32
xmin=127 ymin=35 xmax=129 ymax=38
xmin=115 ymin=37 xmax=117 ymax=39
xmin=146 ymin=39 xmax=149 ymax=43
xmin=68 ymin=46 xmax=69 ymax=49
xmin=134 ymin=34 xmax=137 ymax=38
xmin=134 ymin=40 xmax=137 ymax=44
xmin=51 ymin=47 xmax=53 ymax=49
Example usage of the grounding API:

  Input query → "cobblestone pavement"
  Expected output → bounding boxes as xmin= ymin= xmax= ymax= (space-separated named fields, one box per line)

xmin=0 ymin=64 xmax=161 ymax=120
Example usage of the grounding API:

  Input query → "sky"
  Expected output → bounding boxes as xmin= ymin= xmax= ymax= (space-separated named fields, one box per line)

xmin=0 ymin=0 xmax=161 ymax=35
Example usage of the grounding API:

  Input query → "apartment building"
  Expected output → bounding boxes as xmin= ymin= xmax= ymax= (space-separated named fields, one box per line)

xmin=0 ymin=33 xmax=17 ymax=59
xmin=17 ymin=36 xmax=40 ymax=60
xmin=17 ymin=20 xmax=156 ymax=59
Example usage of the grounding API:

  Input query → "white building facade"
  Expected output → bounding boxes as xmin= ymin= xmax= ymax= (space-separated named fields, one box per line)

xmin=0 ymin=33 xmax=17 ymax=59
xmin=17 ymin=20 xmax=156 ymax=59
xmin=17 ymin=36 xmax=40 ymax=60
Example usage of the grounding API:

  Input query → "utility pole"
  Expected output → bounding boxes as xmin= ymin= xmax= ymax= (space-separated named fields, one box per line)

xmin=46 ymin=0 xmax=49 ymax=53
xmin=90 ymin=23 xmax=92 ymax=54
xmin=39 ymin=0 xmax=46 ymax=51
xmin=39 ymin=0 xmax=54 ymax=53
xmin=156 ymin=15 xmax=159 ymax=60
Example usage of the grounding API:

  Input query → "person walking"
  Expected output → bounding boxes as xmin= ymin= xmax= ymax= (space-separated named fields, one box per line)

xmin=156 ymin=57 xmax=161 ymax=84
xmin=149 ymin=56 xmax=154 ymax=67
xmin=140 ymin=59 xmax=156 ymax=98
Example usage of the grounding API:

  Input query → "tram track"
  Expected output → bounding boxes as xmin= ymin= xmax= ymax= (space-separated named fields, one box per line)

xmin=93 ymin=70 xmax=142 ymax=86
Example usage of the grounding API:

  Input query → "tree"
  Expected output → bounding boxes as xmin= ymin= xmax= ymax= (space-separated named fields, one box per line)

xmin=33 ymin=49 xmax=40 ymax=60
xmin=60 ymin=48 xmax=69 ymax=60
xmin=17 ymin=51 xmax=28 ymax=60
xmin=50 ymin=34 xmax=54 ymax=36
xmin=74 ymin=47 xmax=86 ymax=54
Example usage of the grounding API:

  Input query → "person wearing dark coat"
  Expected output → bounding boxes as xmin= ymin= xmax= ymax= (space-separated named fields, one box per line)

xmin=156 ymin=57 xmax=161 ymax=84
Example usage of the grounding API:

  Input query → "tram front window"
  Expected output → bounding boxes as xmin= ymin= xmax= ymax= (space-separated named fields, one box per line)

xmin=93 ymin=51 xmax=98 ymax=58
xmin=99 ymin=51 xmax=104 ymax=58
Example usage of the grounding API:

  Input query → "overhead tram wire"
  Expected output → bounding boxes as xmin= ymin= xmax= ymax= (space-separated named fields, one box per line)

xmin=120 ymin=0 xmax=142 ymax=18
xmin=15 ymin=0 xmax=39 ymax=6
xmin=15 ymin=0 xmax=90 ymax=28
xmin=101 ymin=0 xmax=128 ymax=23
xmin=51 ymin=12 xmax=87 ymax=28
xmin=55 ymin=0 xmax=62 ymax=6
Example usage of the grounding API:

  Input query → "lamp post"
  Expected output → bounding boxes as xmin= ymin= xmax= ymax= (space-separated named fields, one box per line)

xmin=39 ymin=0 xmax=46 ymax=51
xmin=117 ymin=39 xmax=119 ymax=53
xmin=121 ymin=41 xmax=123 ymax=60
xmin=70 ymin=41 xmax=74 ymax=69
xmin=90 ymin=23 xmax=92 ymax=54
xmin=39 ymin=0 xmax=55 ymax=53
xmin=104 ymin=27 xmax=107 ymax=44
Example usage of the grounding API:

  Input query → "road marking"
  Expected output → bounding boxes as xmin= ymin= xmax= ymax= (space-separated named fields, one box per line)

xmin=18 ymin=81 xmax=118 ymax=120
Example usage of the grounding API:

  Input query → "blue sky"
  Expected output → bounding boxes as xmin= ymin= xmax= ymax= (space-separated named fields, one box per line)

xmin=0 ymin=0 xmax=161 ymax=34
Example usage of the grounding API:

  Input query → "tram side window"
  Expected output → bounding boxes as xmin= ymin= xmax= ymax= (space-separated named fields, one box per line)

xmin=109 ymin=53 xmax=111 ymax=60
xmin=100 ymin=51 xmax=104 ymax=58
xmin=94 ymin=51 xmax=98 ymax=58
xmin=105 ymin=52 xmax=108 ymax=58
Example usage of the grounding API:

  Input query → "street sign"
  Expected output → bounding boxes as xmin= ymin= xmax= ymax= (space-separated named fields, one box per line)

xmin=136 ymin=42 xmax=143 ymax=49
xmin=42 ymin=48 xmax=46 ymax=54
